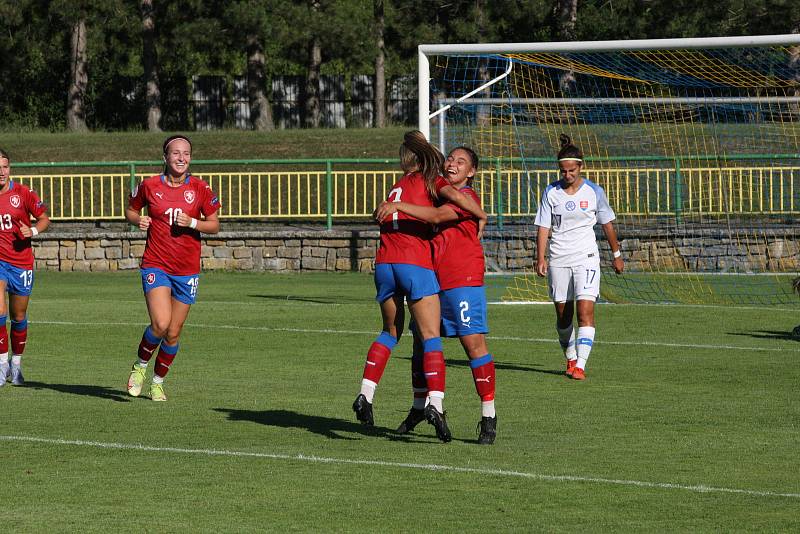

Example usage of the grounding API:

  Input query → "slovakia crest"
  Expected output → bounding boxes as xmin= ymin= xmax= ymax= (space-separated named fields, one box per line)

xmin=580 ymin=200 xmax=589 ymax=211
xmin=565 ymin=200 xmax=576 ymax=211
xmin=10 ymin=195 xmax=20 ymax=208
xmin=146 ymin=272 xmax=156 ymax=285
xmin=184 ymin=190 xmax=196 ymax=204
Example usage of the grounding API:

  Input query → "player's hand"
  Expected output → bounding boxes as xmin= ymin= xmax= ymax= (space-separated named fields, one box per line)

xmin=138 ymin=215 xmax=151 ymax=230
xmin=536 ymin=259 xmax=547 ymax=277
xmin=477 ymin=216 xmax=487 ymax=240
xmin=374 ymin=201 xmax=398 ymax=223
xmin=175 ymin=212 xmax=194 ymax=228
xmin=612 ymin=257 xmax=624 ymax=274
xmin=19 ymin=224 xmax=33 ymax=238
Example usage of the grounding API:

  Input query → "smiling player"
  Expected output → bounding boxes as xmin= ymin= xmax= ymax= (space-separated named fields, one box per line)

xmin=125 ymin=135 xmax=220 ymax=401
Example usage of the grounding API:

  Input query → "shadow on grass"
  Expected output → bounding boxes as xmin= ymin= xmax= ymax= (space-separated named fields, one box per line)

xmin=396 ymin=355 xmax=566 ymax=376
xmin=729 ymin=329 xmax=800 ymax=342
xmin=214 ymin=408 xmax=419 ymax=441
xmin=247 ymin=294 xmax=371 ymax=305
xmin=23 ymin=381 xmax=131 ymax=402
xmin=214 ymin=407 xmax=476 ymax=445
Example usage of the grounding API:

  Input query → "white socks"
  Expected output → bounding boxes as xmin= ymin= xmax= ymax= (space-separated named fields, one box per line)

xmin=556 ymin=323 xmax=577 ymax=360
xmin=359 ymin=379 xmax=377 ymax=403
xmin=576 ymin=326 xmax=596 ymax=370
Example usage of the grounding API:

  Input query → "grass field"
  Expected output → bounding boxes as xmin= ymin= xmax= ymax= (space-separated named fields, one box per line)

xmin=3 ymin=271 xmax=799 ymax=531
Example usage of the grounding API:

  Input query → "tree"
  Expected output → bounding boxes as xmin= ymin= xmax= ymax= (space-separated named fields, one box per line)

xmin=67 ymin=16 xmax=89 ymax=132
xmin=141 ymin=0 xmax=161 ymax=132
xmin=305 ymin=1 xmax=322 ymax=128
xmin=374 ymin=0 xmax=386 ymax=128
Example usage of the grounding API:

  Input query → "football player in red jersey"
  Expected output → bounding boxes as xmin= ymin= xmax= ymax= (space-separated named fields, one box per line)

xmin=125 ymin=135 xmax=221 ymax=401
xmin=375 ymin=147 xmax=497 ymax=444
xmin=0 ymin=149 xmax=50 ymax=387
xmin=352 ymin=132 xmax=486 ymax=443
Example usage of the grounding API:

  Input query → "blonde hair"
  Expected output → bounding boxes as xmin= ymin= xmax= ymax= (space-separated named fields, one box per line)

xmin=399 ymin=130 xmax=444 ymax=198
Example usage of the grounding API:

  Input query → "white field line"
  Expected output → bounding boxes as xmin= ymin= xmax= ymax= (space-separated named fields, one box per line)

xmin=32 ymin=320 xmax=799 ymax=353
xmin=32 ymin=297 xmax=800 ymax=313
xmin=3 ymin=434 xmax=797 ymax=500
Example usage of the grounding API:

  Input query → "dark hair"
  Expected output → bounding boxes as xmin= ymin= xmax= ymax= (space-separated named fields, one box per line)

xmin=0 ymin=148 xmax=9 ymax=162
xmin=399 ymin=130 xmax=445 ymax=198
xmin=557 ymin=134 xmax=583 ymax=161
xmin=162 ymin=135 xmax=192 ymax=174
xmin=448 ymin=146 xmax=479 ymax=170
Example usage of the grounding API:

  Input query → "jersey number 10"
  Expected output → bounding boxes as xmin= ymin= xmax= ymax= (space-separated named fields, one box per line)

xmin=164 ymin=207 xmax=183 ymax=225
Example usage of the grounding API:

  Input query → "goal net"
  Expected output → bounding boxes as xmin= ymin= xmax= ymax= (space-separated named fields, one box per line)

xmin=419 ymin=35 xmax=800 ymax=305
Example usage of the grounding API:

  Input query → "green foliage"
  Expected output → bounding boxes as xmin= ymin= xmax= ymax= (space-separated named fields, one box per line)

xmin=0 ymin=0 xmax=797 ymax=131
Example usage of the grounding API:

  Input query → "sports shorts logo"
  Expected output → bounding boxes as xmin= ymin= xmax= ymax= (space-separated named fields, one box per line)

xmin=580 ymin=200 xmax=589 ymax=211
xmin=146 ymin=272 xmax=156 ymax=285
xmin=184 ymin=190 xmax=195 ymax=204
xmin=10 ymin=195 xmax=20 ymax=208
xmin=565 ymin=200 xmax=576 ymax=211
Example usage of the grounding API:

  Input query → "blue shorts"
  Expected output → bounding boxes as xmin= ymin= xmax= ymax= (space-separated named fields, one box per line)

xmin=0 ymin=260 xmax=34 ymax=296
xmin=374 ymin=263 xmax=440 ymax=303
xmin=141 ymin=267 xmax=199 ymax=305
xmin=440 ymin=285 xmax=488 ymax=338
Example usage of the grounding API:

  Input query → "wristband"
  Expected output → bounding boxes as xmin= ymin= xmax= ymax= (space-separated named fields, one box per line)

xmin=189 ymin=217 xmax=198 ymax=229
xmin=612 ymin=249 xmax=621 ymax=258
xmin=31 ymin=227 xmax=39 ymax=237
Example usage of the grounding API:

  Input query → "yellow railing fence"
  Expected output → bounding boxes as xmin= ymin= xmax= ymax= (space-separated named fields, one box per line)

xmin=11 ymin=159 xmax=800 ymax=223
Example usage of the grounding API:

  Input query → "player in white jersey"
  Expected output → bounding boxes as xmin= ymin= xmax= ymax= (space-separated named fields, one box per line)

xmin=534 ymin=134 xmax=624 ymax=380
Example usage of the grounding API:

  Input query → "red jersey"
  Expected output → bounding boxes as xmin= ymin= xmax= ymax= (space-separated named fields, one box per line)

xmin=376 ymin=172 xmax=442 ymax=269
xmin=129 ymin=175 xmax=220 ymax=275
xmin=0 ymin=181 xmax=47 ymax=269
xmin=432 ymin=186 xmax=485 ymax=290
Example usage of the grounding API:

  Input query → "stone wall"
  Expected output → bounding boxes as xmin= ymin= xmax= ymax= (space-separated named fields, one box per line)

xmin=30 ymin=227 xmax=799 ymax=273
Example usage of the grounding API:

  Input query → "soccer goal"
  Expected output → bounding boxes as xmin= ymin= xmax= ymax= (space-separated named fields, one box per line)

xmin=419 ymin=34 xmax=800 ymax=305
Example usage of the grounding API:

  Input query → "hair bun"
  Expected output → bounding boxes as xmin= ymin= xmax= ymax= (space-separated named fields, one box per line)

xmin=559 ymin=134 xmax=572 ymax=148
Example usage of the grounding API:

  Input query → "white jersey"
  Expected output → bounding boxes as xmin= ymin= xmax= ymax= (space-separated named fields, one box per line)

xmin=534 ymin=178 xmax=616 ymax=267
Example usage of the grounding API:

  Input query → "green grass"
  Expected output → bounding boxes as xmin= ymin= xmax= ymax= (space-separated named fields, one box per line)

xmin=0 ymin=128 xmax=410 ymax=164
xmin=5 ymin=271 xmax=800 ymax=531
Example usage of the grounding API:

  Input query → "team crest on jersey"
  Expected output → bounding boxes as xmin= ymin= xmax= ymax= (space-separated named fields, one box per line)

xmin=565 ymin=200 xmax=576 ymax=211
xmin=580 ymin=200 xmax=589 ymax=211
xmin=146 ymin=272 xmax=156 ymax=285
xmin=9 ymin=195 xmax=20 ymax=208
xmin=184 ymin=190 xmax=195 ymax=204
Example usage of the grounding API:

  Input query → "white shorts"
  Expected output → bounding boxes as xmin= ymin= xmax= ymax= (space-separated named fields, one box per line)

xmin=547 ymin=262 xmax=601 ymax=303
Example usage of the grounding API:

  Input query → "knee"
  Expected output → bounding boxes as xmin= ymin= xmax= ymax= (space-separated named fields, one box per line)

xmin=150 ymin=322 xmax=169 ymax=339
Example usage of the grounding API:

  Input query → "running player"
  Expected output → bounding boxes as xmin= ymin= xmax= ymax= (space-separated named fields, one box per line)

xmin=534 ymin=134 xmax=623 ymax=380
xmin=375 ymin=147 xmax=497 ymax=444
xmin=0 ymin=149 xmax=50 ymax=387
xmin=352 ymin=131 xmax=486 ymax=443
xmin=125 ymin=135 xmax=220 ymax=401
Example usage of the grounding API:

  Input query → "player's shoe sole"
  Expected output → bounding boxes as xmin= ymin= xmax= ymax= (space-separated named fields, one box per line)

xmin=150 ymin=382 xmax=167 ymax=401
xmin=352 ymin=393 xmax=374 ymax=426
xmin=127 ymin=364 xmax=147 ymax=397
xmin=571 ymin=367 xmax=586 ymax=380
xmin=565 ymin=359 xmax=577 ymax=377
xmin=396 ymin=408 xmax=426 ymax=434
xmin=477 ymin=415 xmax=497 ymax=445
xmin=425 ymin=405 xmax=452 ymax=443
